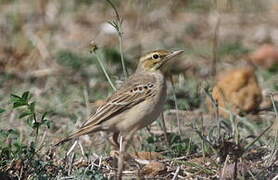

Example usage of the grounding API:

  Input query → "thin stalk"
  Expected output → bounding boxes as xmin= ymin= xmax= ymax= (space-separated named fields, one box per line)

xmin=118 ymin=32 xmax=128 ymax=79
xmin=186 ymin=138 xmax=192 ymax=156
xmin=170 ymin=76 xmax=181 ymax=135
xmin=270 ymin=93 xmax=278 ymax=119
xmin=106 ymin=0 xmax=121 ymax=22
xmin=201 ymin=113 xmax=206 ymax=158
xmin=93 ymin=50 xmax=116 ymax=91
xmin=233 ymin=113 xmax=240 ymax=180
xmin=160 ymin=113 xmax=170 ymax=147
xmin=211 ymin=14 xmax=220 ymax=77
xmin=233 ymin=155 xmax=238 ymax=180
xmin=106 ymin=0 xmax=128 ymax=79
xmin=244 ymin=125 xmax=272 ymax=153
xmin=266 ymin=130 xmax=278 ymax=166
xmin=29 ymin=101 xmax=39 ymax=143
xmin=193 ymin=126 xmax=218 ymax=155
xmin=216 ymin=100 xmax=220 ymax=142
xmin=266 ymin=94 xmax=278 ymax=166
xmin=221 ymin=155 xmax=230 ymax=178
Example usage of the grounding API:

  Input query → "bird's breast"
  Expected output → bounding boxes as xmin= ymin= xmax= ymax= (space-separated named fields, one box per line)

xmin=119 ymin=72 xmax=167 ymax=133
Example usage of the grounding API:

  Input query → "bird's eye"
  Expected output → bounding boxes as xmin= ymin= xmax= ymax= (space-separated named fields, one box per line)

xmin=152 ymin=54 xmax=159 ymax=59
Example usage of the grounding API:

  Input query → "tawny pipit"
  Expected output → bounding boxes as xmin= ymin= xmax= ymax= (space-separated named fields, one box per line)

xmin=55 ymin=49 xmax=183 ymax=147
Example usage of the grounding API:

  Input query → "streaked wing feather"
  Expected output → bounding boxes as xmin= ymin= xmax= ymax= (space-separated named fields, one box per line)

xmin=54 ymin=81 xmax=156 ymax=146
xmin=81 ymin=81 xmax=156 ymax=129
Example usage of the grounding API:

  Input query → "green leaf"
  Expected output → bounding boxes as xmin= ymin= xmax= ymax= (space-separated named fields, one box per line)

xmin=32 ymin=122 xmax=40 ymax=129
xmin=29 ymin=102 xmax=35 ymax=113
xmin=0 ymin=129 xmax=9 ymax=137
xmin=21 ymin=91 xmax=29 ymax=101
xmin=19 ymin=111 xmax=33 ymax=119
xmin=26 ymin=117 xmax=34 ymax=128
xmin=13 ymin=101 xmax=28 ymax=108
xmin=10 ymin=94 xmax=21 ymax=103
xmin=0 ymin=129 xmax=19 ymax=140
xmin=8 ymin=129 xmax=19 ymax=136
xmin=46 ymin=120 xmax=51 ymax=129
xmin=0 ymin=108 xmax=5 ymax=114
xmin=42 ymin=119 xmax=51 ymax=129
xmin=41 ymin=112 xmax=47 ymax=121
xmin=10 ymin=94 xmax=21 ymax=99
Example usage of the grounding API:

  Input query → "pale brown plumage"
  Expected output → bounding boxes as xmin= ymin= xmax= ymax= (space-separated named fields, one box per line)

xmin=55 ymin=49 xmax=183 ymax=146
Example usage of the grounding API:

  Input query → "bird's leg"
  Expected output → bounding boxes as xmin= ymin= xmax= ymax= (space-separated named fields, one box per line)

xmin=66 ymin=140 xmax=78 ymax=157
xmin=117 ymin=132 xmax=134 ymax=180
xmin=109 ymin=132 xmax=120 ymax=176
xmin=110 ymin=132 xmax=120 ymax=149
xmin=117 ymin=136 xmax=125 ymax=180
xmin=78 ymin=141 xmax=85 ymax=157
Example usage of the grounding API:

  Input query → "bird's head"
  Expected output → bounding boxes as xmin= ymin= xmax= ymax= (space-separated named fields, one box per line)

xmin=137 ymin=49 xmax=184 ymax=72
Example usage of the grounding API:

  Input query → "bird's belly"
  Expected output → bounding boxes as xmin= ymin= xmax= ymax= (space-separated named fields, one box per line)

xmin=112 ymin=86 xmax=166 ymax=135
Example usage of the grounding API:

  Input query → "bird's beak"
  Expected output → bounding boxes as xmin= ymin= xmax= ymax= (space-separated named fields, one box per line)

xmin=167 ymin=50 xmax=184 ymax=59
xmin=152 ymin=50 xmax=184 ymax=70
xmin=161 ymin=50 xmax=184 ymax=65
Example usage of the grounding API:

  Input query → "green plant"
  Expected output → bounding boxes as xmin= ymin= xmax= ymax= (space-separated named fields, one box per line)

xmin=10 ymin=91 xmax=50 ymax=141
xmin=0 ymin=92 xmax=60 ymax=179
xmin=144 ymin=133 xmax=198 ymax=157
xmin=0 ymin=129 xmax=21 ymax=164
xmin=0 ymin=108 xmax=5 ymax=114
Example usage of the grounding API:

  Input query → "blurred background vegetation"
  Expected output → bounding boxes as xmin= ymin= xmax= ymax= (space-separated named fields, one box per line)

xmin=0 ymin=0 xmax=278 ymax=179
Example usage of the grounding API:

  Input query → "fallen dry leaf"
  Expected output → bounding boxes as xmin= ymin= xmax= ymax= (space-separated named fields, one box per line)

xmin=208 ymin=68 xmax=262 ymax=117
xmin=141 ymin=161 xmax=166 ymax=176
xmin=249 ymin=44 xmax=278 ymax=68
xmin=130 ymin=152 xmax=163 ymax=161
xmin=110 ymin=150 xmax=132 ymax=161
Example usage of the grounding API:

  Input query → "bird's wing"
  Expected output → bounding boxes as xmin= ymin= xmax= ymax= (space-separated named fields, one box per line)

xmin=55 ymin=78 xmax=157 ymax=146
xmin=54 ymin=74 xmax=158 ymax=146
xmin=80 ymin=80 xmax=157 ymax=131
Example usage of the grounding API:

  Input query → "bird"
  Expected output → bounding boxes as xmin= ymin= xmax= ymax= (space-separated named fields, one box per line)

xmin=55 ymin=49 xmax=183 ymax=147
xmin=55 ymin=49 xmax=183 ymax=178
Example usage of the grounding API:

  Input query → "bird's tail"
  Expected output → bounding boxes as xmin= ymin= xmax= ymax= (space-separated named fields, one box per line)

xmin=54 ymin=125 xmax=102 ymax=146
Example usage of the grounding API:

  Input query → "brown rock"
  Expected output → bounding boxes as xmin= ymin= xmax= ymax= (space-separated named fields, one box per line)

xmin=209 ymin=68 xmax=262 ymax=117
xmin=249 ymin=44 xmax=278 ymax=68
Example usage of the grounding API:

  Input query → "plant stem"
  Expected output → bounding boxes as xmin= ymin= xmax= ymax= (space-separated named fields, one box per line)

xmin=244 ymin=125 xmax=272 ymax=152
xmin=170 ymin=76 xmax=181 ymax=135
xmin=106 ymin=0 xmax=128 ymax=79
xmin=270 ymin=93 xmax=278 ymax=119
xmin=93 ymin=51 xmax=116 ymax=91
xmin=201 ymin=113 xmax=205 ymax=158
xmin=160 ymin=113 xmax=170 ymax=147
xmin=211 ymin=15 xmax=220 ymax=77
xmin=118 ymin=32 xmax=128 ymax=79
